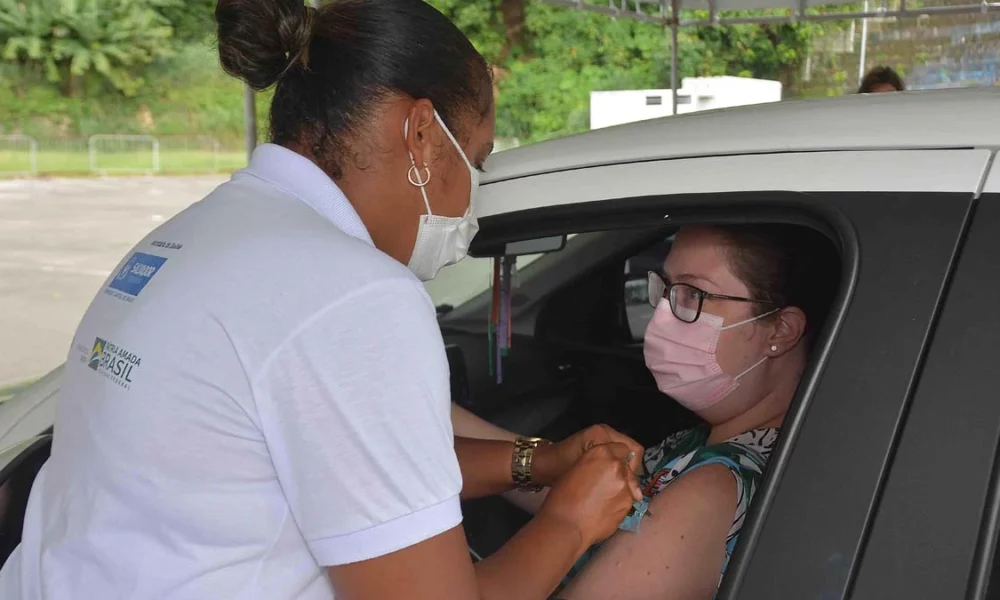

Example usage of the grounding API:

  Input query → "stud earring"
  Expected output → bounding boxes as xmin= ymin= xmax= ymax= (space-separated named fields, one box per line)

xmin=770 ymin=345 xmax=778 ymax=352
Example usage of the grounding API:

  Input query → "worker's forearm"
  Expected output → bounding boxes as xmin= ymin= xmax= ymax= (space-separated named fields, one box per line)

xmin=455 ymin=437 xmax=564 ymax=500
xmin=455 ymin=437 xmax=515 ymax=499
xmin=474 ymin=512 xmax=587 ymax=600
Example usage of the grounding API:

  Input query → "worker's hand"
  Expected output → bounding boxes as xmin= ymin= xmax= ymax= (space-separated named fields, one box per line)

xmin=538 ymin=442 xmax=643 ymax=547
xmin=533 ymin=424 xmax=644 ymax=487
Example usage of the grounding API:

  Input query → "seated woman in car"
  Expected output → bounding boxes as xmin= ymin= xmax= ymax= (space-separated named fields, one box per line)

xmin=455 ymin=223 xmax=839 ymax=599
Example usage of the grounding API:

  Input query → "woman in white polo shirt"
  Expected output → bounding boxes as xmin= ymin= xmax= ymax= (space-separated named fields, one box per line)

xmin=0 ymin=1 xmax=644 ymax=599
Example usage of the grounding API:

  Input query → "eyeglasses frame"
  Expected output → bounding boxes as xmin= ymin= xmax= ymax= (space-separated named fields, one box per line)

xmin=646 ymin=271 xmax=777 ymax=324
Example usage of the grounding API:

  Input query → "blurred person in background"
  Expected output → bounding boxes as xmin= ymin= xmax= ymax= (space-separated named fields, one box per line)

xmin=0 ymin=1 xmax=643 ymax=599
xmin=859 ymin=66 xmax=906 ymax=93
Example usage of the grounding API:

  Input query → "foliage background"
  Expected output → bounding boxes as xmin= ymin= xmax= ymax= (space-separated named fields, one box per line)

xmin=0 ymin=0 xmax=993 ymax=146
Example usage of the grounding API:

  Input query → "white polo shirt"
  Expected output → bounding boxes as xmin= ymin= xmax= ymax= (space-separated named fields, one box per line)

xmin=0 ymin=145 xmax=464 ymax=599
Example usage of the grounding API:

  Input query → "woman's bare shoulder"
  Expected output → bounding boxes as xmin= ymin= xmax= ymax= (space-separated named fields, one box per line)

xmin=649 ymin=462 xmax=737 ymax=513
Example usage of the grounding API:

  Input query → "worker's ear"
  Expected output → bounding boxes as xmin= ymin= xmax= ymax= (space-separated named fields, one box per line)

xmin=403 ymin=99 xmax=437 ymax=172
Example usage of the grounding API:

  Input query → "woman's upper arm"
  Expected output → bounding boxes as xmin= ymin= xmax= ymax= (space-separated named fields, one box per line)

xmin=560 ymin=464 xmax=738 ymax=600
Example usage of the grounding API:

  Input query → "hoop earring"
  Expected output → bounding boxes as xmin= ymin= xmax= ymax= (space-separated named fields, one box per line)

xmin=408 ymin=164 xmax=431 ymax=187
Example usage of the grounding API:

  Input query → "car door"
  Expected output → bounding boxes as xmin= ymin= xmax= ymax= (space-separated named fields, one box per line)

xmin=848 ymin=156 xmax=1000 ymax=599
xmin=467 ymin=148 xmax=992 ymax=599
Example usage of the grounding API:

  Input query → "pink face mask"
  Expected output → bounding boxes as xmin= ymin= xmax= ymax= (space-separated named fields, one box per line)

xmin=643 ymin=298 xmax=775 ymax=412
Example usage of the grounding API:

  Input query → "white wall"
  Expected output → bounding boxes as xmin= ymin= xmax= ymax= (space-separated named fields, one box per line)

xmin=590 ymin=76 xmax=783 ymax=130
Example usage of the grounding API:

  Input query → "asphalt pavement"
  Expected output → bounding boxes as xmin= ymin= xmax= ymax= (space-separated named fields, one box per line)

xmin=0 ymin=175 xmax=227 ymax=387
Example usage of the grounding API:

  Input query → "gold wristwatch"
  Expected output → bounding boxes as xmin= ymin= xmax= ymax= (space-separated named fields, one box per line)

xmin=511 ymin=436 xmax=551 ymax=493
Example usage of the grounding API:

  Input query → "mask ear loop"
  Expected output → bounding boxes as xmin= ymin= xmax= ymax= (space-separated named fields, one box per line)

xmin=403 ymin=118 xmax=433 ymax=214
xmin=734 ymin=356 xmax=769 ymax=381
xmin=727 ymin=307 xmax=781 ymax=381
xmin=719 ymin=307 xmax=780 ymax=331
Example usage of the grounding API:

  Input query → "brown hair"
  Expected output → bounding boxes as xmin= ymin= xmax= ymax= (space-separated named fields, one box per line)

xmin=858 ymin=66 xmax=905 ymax=93
xmin=216 ymin=0 xmax=493 ymax=178
xmin=714 ymin=224 xmax=841 ymax=349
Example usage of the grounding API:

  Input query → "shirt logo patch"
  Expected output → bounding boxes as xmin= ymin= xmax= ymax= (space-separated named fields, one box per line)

xmin=88 ymin=338 xmax=106 ymax=371
xmin=84 ymin=337 xmax=142 ymax=390
xmin=106 ymin=252 xmax=167 ymax=302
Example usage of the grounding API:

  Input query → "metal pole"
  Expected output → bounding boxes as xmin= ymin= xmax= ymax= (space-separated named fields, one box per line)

xmin=243 ymin=83 xmax=257 ymax=163
xmin=670 ymin=0 xmax=680 ymax=116
xmin=858 ymin=0 xmax=870 ymax=86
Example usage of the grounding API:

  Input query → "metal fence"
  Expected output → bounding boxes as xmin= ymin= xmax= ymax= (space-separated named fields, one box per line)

xmin=1 ymin=134 xmax=515 ymax=179
xmin=0 ymin=135 xmax=39 ymax=177
xmin=158 ymin=135 xmax=220 ymax=173
xmin=0 ymin=135 xmax=244 ymax=178
xmin=88 ymin=135 xmax=160 ymax=175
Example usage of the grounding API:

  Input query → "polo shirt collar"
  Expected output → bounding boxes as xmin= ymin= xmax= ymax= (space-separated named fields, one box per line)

xmin=241 ymin=143 xmax=373 ymax=246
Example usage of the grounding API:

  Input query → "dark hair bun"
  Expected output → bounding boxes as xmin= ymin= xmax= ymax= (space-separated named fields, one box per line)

xmin=216 ymin=0 xmax=315 ymax=91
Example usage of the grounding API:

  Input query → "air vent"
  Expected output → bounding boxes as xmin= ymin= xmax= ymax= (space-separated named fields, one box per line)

xmin=645 ymin=96 xmax=663 ymax=106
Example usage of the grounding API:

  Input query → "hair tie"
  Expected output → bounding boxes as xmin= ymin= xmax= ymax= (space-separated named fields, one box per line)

xmin=280 ymin=5 xmax=317 ymax=79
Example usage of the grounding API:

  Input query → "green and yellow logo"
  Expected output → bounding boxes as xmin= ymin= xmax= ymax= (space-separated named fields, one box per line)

xmin=85 ymin=337 xmax=141 ymax=389
xmin=88 ymin=338 xmax=106 ymax=371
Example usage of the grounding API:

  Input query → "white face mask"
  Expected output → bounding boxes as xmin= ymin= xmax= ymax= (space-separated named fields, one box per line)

xmin=404 ymin=110 xmax=480 ymax=282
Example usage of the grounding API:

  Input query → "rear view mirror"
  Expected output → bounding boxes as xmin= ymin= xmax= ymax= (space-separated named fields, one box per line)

xmin=504 ymin=235 xmax=566 ymax=256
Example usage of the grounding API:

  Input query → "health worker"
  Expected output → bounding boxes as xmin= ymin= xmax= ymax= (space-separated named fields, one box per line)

xmin=0 ymin=1 xmax=643 ymax=599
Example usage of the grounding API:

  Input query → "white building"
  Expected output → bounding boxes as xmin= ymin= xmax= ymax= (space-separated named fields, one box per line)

xmin=590 ymin=76 xmax=782 ymax=130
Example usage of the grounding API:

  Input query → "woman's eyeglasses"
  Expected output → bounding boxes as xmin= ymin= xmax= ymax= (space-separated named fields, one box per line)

xmin=647 ymin=271 xmax=776 ymax=324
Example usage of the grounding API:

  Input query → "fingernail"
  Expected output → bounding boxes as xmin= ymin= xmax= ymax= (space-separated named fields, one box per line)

xmin=626 ymin=451 xmax=636 ymax=460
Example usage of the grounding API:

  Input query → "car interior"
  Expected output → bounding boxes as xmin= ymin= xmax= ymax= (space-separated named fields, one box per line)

xmin=449 ymin=221 xmax=841 ymax=562
xmin=446 ymin=225 xmax=702 ymax=558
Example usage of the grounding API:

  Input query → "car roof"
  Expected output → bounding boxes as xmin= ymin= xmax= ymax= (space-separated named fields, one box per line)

xmin=482 ymin=86 xmax=1000 ymax=184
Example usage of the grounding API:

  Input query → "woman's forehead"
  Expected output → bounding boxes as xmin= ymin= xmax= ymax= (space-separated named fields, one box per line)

xmin=665 ymin=228 xmax=749 ymax=294
xmin=665 ymin=228 xmax=725 ymax=269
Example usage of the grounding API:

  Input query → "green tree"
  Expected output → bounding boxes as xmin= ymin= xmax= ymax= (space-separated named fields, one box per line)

xmin=496 ymin=3 xmax=677 ymax=141
xmin=0 ymin=0 xmax=174 ymax=96
xmin=157 ymin=0 xmax=217 ymax=43
xmin=432 ymin=0 xmax=832 ymax=142
xmin=684 ymin=16 xmax=818 ymax=93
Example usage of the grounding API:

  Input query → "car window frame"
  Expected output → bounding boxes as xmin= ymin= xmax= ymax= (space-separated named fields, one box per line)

xmin=470 ymin=188 xmax=856 ymax=590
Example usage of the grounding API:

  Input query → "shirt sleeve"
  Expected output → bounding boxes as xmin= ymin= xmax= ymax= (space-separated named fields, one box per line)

xmin=252 ymin=278 xmax=463 ymax=566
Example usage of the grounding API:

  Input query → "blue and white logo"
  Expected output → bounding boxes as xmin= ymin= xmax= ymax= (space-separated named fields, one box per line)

xmin=107 ymin=252 xmax=167 ymax=299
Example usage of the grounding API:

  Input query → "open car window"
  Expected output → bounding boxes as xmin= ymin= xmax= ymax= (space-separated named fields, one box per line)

xmin=424 ymin=254 xmax=543 ymax=310
xmin=425 ymin=234 xmax=581 ymax=311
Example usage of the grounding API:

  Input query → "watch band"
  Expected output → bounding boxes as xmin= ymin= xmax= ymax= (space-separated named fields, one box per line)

xmin=511 ymin=436 xmax=550 ymax=493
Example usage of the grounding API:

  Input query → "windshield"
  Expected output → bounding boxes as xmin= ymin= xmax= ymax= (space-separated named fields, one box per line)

xmin=423 ymin=254 xmax=545 ymax=309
